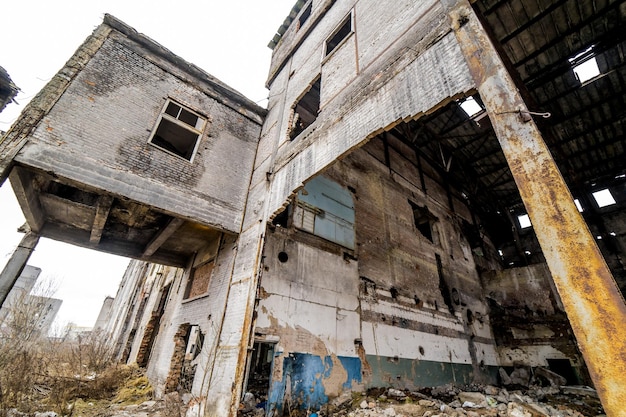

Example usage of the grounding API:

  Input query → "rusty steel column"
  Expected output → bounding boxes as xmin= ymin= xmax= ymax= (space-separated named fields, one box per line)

xmin=441 ymin=0 xmax=626 ymax=413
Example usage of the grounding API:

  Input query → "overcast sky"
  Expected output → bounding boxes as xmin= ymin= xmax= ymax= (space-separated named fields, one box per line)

xmin=0 ymin=0 xmax=295 ymax=329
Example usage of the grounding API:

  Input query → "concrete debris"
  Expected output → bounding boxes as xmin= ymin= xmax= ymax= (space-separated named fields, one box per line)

xmin=533 ymin=367 xmax=568 ymax=387
xmin=328 ymin=384 xmax=603 ymax=417
xmin=560 ymin=386 xmax=599 ymax=399
xmin=499 ymin=366 xmax=532 ymax=387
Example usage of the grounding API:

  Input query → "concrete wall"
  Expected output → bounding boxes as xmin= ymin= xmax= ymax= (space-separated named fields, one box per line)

xmin=254 ymin=136 xmax=500 ymax=411
xmin=260 ymin=0 xmax=474 ymax=219
xmin=201 ymin=1 xmax=478 ymax=415
xmin=483 ymin=263 xmax=586 ymax=382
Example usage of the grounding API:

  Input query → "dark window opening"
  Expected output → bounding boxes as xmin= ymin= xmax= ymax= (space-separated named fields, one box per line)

xmin=149 ymin=100 xmax=206 ymax=161
xmin=298 ymin=2 xmax=312 ymax=30
xmin=290 ymin=77 xmax=321 ymax=140
xmin=546 ymin=359 xmax=580 ymax=385
xmin=410 ymin=201 xmax=437 ymax=243
xmin=325 ymin=13 xmax=353 ymax=57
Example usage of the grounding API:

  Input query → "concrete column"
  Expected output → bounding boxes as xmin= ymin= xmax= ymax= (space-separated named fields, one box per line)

xmin=0 ymin=230 xmax=40 ymax=307
xmin=441 ymin=0 xmax=626 ymax=413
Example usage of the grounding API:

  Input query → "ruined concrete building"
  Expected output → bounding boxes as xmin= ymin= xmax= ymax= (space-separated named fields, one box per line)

xmin=1 ymin=0 xmax=625 ymax=416
xmin=0 ymin=265 xmax=62 ymax=339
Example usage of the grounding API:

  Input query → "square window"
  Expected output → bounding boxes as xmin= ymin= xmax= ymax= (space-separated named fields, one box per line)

xmin=592 ymin=189 xmax=616 ymax=208
xmin=569 ymin=46 xmax=601 ymax=84
xmin=149 ymin=100 xmax=206 ymax=161
xmin=518 ymin=214 xmax=531 ymax=229
xmin=325 ymin=12 xmax=353 ymax=57
xmin=459 ymin=96 xmax=483 ymax=118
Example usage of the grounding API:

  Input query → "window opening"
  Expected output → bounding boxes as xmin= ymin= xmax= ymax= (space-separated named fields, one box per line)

xmin=184 ymin=260 xmax=214 ymax=299
xmin=290 ymin=77 xmax=321 ymax=140
xmin=410 ymin=202 xmax=437 ymax=243
xmin=243 ymin=342 xmax=275 ymax=413
xmin=569 ymin=46 xmax=601 ymax=84
xmin=294 ymin=176 xmax=355 ymax=249
xmin=459 ymin=96 xmax=483 ymax=118
xmin=149 ymin=100 xmax=206 ymax=161
xmin=592 ymin=189 xmax=616 ymax=207
xmin=298 ymin=2 xmax=312 ymax=30
xmin=518 ymin=214 xmax=532 ymax=229
xmin=325 ymin=12 xmax=353 ymax=57
xmin=180 ymin=325 xmax=204 ymax=392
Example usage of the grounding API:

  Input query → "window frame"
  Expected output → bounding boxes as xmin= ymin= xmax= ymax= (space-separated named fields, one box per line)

xmin=323 ymin=10 xmax=354 ymax=59
xmin=148 ymin=99 xmax=207 ymax=163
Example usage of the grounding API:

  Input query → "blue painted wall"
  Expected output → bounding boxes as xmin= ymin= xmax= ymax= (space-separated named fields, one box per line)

xmin=267 ymin=353 xmax=362 ymax=414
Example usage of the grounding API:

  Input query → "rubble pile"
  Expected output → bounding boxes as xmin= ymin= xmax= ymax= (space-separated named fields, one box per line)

xmin=324 ymin=383 xmax=604 ymax=417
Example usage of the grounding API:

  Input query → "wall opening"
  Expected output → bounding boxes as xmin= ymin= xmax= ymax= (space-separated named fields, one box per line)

xmin=547 ymin=358 xmax=580 ymax=385
xmin=325 ymin=12 xmax=353 ymax=57
xmin=290 ymin=77 xmax=321 ymax=140
xmin=242 ymin=342 xmax=275 ymax=413
xmin=410 ymin=201 xmax=437 ymax=243
xmin=294 ymin=176 xmax=355 ymax=249
xmin=148 ymin=99 xmax=206 ymax=161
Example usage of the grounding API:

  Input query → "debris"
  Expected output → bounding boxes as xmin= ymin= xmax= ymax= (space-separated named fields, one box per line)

xmin=561 ymin=386 xmax=599 ymax=398
xmin=533 ymin=367 xmax=567 ymax=387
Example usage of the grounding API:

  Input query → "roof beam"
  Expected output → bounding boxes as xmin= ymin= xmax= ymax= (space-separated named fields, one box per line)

xmin=142 ymin=217 xmax=185 ymax=257
xmin=89 ymin=195 xmax=114 ymax=244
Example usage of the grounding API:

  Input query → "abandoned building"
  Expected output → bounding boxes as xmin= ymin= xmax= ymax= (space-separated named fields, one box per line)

xmin=0 ymin=265 xmax=62 ymax=339
xmin=0 ymin=0 xmax=625 ymax=416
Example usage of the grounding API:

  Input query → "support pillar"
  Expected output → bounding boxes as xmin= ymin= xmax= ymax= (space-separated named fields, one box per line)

xmin=0 ymin=230 xmax=40 ymax=307
xmin=441 ymin=0 xmax=626 ymax=413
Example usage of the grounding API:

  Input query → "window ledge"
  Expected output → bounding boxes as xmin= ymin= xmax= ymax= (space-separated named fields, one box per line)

xmin=182 ymin=293 xmax=210 ymax=304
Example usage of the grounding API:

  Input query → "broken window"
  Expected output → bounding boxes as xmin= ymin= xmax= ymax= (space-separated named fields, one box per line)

xmin=325 ymin=12 xmax=353 ymax=57
xmin=410 ymin=202 xmax=437 ymax=243
xmin=184 ymin=260 xmax=214 ymax=299
xmin=149 ymin=99 xmax=206 ymax=161
xmin=297 ymin=2 xmax=312 ymax=30
xmin=569 ymin=46 xmax=601 ymax=84
xmin=592 ymin=188 xmax=616 ymax=208
xmin=289 ymin=77 xmax=321 ymax=140
xmin=293 ymin=176 xmax=355 ymax=249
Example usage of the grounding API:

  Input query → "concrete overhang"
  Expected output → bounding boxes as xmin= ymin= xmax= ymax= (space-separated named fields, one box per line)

xmin=9 ymin=165 xmax=223 ymax=267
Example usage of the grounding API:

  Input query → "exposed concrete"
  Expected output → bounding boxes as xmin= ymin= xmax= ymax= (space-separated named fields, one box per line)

xmin=0 ymin=231 xmax=40 ymax=308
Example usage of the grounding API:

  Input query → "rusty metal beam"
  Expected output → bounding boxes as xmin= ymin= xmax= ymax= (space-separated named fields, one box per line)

xmin=442 ymin=0 xmax=626 ymax=413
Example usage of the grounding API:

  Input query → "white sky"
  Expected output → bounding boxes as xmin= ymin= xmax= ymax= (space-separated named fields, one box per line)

xmin=0 ymin=0 xmax=295 ymax=328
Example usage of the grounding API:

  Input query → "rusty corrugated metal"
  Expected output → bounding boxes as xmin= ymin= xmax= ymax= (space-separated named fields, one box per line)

xmin=443 ymin=0 xmax=626 ymax=414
